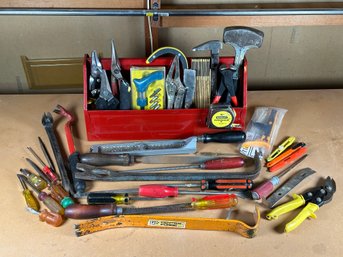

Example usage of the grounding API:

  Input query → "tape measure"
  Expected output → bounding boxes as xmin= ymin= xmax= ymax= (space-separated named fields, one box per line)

xmin=206 ymin=104 xmax=236 ymax=129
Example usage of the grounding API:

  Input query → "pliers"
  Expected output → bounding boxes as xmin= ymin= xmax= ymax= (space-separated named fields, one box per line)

xmin=212 ymin=64 xmax=238 ymax=106
xmin=111 ymin=40 xmax=131 ymax=110
xmin=89 ymin=50 xmax=102 ymax=97
xmin=95 ymin=68 xmax=119 ymax=110
xmin=165 ymin=55 xmax=186 ymax=109
xmin=266 ymin=176 xmax=336 ymax=233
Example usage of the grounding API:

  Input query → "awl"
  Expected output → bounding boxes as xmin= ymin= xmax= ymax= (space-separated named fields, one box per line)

xmin=90 ymin=131 xmax=246 ymax=156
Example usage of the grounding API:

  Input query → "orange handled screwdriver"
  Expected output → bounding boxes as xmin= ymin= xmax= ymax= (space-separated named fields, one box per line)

xmin=26 ymin=207 xmax=64 ymax=227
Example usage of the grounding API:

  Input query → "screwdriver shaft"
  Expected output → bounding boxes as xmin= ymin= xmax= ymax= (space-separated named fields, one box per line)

xmin=38 ymin=137 xmax=56 ymax=173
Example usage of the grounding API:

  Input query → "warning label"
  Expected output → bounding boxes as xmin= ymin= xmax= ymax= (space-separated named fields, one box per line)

xmin=147 ymin=219 xmax=186 ymax=229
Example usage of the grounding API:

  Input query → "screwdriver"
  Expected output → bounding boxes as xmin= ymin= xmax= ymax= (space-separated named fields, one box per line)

xmin=65 ymin=194 xmax=238 ymax=219
xmin=17 ymin=174 xmax=40 ymax=212
xmin=23 ymin=176 xmax=65 ymax=215
xmin=26 ymin=207 xmax=64 ymax=227
xmin=86 ymin=184 xmax=241 ymax=199
xmin=102 ymin=157 xmax=245 ymax=173
xmin=27 ymin=147 xmax=59 ymax=183
xmin=251 ymin=154 xmax=308 ymax=200
xmin=87 ymin=193 xmax=134 ymax=205
xmin=38 ymin=136 xmax=56 ymax=175
xmin=26 ymin=158 xmax=74 ymax=208
xmin=19 ymin=168 xmax=47 ymax=191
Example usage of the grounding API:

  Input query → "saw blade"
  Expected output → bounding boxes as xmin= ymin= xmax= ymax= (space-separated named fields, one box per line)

xmin=264 ymin=167 xmax=316 ymax=208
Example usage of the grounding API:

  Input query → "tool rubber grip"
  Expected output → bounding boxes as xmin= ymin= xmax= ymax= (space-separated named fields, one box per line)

xmin=266 ymin=194 xmax=305 ymax=220
xmin=201 ymin=131 xmax=246 ymax=143
xmin=79 ymin=153 xmax=132 ymax=166
xmin=138 ymin=185 xmax=179 ymax=198
xmin=201 ymin=157 xmax=244 ymax=170
xmin=284 ymin=202 xmax=319 ymax=233
xmin=65 ymin=204 xmax=117 ymax=219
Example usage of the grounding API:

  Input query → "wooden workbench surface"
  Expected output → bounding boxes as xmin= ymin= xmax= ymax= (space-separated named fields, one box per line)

xmin=0 ymin=90 xmax=342 ymax=257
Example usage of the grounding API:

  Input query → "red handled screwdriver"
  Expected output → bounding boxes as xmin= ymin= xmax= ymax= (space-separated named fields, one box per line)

xmin=251 ymin=154 xmax=308 ymax=200
xmin=27 ymin=147 xmax=59 ymax=183
xmin=86 ymin=184 xmax=240 ymax=199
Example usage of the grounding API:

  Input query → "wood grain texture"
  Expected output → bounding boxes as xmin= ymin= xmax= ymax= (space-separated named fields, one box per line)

xmin=159 ymin=15 xmax=343 ymax=28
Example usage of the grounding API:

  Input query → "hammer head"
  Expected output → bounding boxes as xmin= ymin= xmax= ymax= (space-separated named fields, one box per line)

xmin=192 ymin=40 xmax=223 ymax=54
xmin=192 ymin=40 xmax=223 ymax=66
xmin=223 ymin=26 xmax=264 ymax=50
xmin=223 ymin=26 xmax=264 ymax=71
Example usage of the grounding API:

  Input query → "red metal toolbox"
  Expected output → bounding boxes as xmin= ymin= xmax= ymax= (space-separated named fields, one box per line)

xmin=83 ymin=55 xmax=247 ymax=141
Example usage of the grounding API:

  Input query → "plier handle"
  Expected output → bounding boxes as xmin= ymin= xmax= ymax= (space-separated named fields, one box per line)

xmin=95 ymin=69 xmax=119 ymax=110
xmin=266 ymin=177 xmax=336 ymax=233
xmin=165 ymin=56 xmax=186 ymax=109
xmin=111 ymin=39 xmax=131 ymax=110
xmin=89 ymin=50 xmax=102 ymax=96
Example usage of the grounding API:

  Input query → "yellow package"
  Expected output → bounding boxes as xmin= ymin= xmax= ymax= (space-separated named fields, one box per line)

xmin=130 ymin=67 xmax=165 ymax=110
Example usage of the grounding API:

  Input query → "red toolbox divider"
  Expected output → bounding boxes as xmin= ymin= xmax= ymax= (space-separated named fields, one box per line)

xmin=83 ymin=55 xmax=247 ymax=141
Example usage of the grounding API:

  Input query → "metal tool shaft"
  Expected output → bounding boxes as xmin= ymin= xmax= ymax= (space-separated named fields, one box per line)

xmin=41 ymin=112 xmax=71 ymax=193
xmin=75 ymin=152 xmax=261 ymax=181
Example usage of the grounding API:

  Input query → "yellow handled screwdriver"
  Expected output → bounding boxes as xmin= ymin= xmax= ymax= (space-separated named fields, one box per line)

xmin=17 ymin=174 xmax=40 ymax=212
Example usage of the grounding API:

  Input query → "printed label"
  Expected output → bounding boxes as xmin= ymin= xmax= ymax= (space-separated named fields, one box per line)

xmin=147 ymin=219 xmax=186 ymax=229
xmin=211 ymin=111 xmax=233 ymax=128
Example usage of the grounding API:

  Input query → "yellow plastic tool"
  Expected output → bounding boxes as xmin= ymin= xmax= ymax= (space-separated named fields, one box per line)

xmin=266 ymin=136 xmax=296 ymax=162
xmin=267 ymin=194 xmax=319 ymax=233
